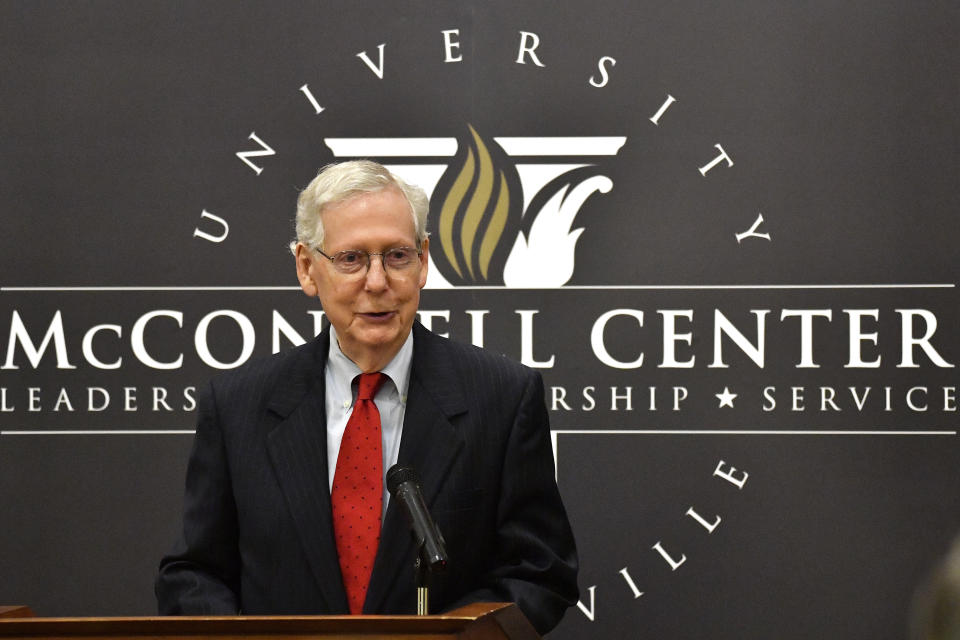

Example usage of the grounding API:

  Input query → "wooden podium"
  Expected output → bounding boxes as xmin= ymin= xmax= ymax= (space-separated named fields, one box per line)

xmin=0 ymin=602 xmax=540 ymax=639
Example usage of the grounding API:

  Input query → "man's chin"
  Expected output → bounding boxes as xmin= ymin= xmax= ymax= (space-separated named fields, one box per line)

xmin=343 ymin=326 xmax=408 ymax=355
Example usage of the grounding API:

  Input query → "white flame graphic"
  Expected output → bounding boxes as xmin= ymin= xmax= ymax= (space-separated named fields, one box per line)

xmin=340 ymin=137 xmax=626 ymax=289
xmin=502 ymin=175 xmax=613 ymax=288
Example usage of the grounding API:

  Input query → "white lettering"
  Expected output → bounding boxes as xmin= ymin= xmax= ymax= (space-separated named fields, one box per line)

xmin=792 ymin=386 xmax=805 ymax=410
xmin=418 ymin=310 xmax=450 ymax=337
xmin=182 ymin=386 xmax=197 ymax=412
xmin=3 ymin=310 xmax=76 ymax=370
xmin=195 ymin=310 xmax=256 ymax=369
xmin=611 ymin=386 xmax=633 ymax=411
xmin=272 ymin=310 xmax=307 ymax=353
xmin=698 ymin=143 xmax=734 ymax=176
xmin=518 ymin=310 xmax=555 ymax=368
xmin=576 ymin=585 xmax=597 ymax=621
xmin=652 ymin=541 xmax=686 ymax=571
xmin=781 ymin=309 xmax=831 ymax=368
xmin=131 ymin=311 xmax=184 ymax=370
xmin=308 ymin=310 xmax=326 ymax=336
xmin=897 ymin=309 xmax=954 ymax=368
xmin=591 ymin=309 xmax=644 ymax=369
xmin=673 ymin=386 xmax=688 ymax=410
xmin=235 ymin=131 xmax=276 ymax=175
xmin=153 ymin=387 xmax=173 ymax=412
xmin=516 ymin=31 xmax=546 ymax=66
xmin=659 ymin=310 xmax=694 ymax=368
xmin=441 ymin=29 xmax=462 ymax=62
xmin=735 ymin=212 xmax=771 ymax=242
xmin=820 ymin=387 xmax=840 ymax=411
xmin=551 ymin=386 xmax=571 ymax=411
xmin=850 ymin=387 xmax=870 ymax=411
xmin=762 ymin=386 xmax=776 ymax=411
xmin=88 ymin=387 xmax=109 ymax=412
xmin=356 ymin=43 xmax=386 ymax=79
xmin=53 ymin=388 xmax=74 ymax=412
xmin=845 ymin=309 xmax=880 ymax=368
xmin=588 ymin=56 xmax=616 ymax=87
xmin=82 ymin=324 xmax=122 ymax=369
xmin=466 ymin=309 xmax=487 ymax=347
xmin=582 ymin=386 xmax=596 ymax=411
xmin=649 ymin=94 xmax=676 ymax=125
xmin=619 ymin=567 xmax=643 ymax=599
xmin=686 ymin=507 xmax=721 ymax=533
xmin=710 ymin=310 xmax=768 ymax=368
xmin=713 ymin=460 xmax=749 ymax=489
xmin=298 ymin=84 xmax=324 ymax=114
xmin=124 ymin=387 xmax=137 ymax=411
xmin=907 ymin=386 xmax=928 ymax=412
xmin=193 ymin=209 xmax=230 ymax=243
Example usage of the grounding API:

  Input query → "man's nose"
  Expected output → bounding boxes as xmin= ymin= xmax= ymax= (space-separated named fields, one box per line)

xmin=363 ymin=254 xmax=388 ymax=289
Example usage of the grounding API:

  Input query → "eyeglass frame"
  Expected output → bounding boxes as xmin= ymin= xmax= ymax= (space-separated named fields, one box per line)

xmin=313 ymin=245 xmax=424 ymax=275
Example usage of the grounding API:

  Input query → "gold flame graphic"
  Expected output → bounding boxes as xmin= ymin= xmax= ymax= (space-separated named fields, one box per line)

xmin=437 ymin=125 xmax=514 ymax=281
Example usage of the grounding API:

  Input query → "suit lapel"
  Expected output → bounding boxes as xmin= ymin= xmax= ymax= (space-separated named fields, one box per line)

xmin=365 ymin=324 xmax=468 ymax=613
xmin=264 ymin=330 xmax=350 ymax=614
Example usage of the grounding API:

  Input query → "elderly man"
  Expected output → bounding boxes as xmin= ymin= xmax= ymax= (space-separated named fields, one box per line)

xmin=156 ymin=160 xmax=578 ymax=634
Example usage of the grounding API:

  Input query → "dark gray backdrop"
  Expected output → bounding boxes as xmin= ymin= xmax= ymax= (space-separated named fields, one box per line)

xmin=1 ymin=2 xmax=958 ymax=638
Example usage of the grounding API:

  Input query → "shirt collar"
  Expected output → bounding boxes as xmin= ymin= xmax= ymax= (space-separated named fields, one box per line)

xmin=327 ymin=325 xmax=413 ymax=403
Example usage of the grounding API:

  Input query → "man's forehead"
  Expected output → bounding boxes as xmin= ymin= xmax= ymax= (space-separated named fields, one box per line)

xmin=322 ymin=187 xmax=410 ymax=217
xmin=321 ymin=189 xmax=416 ymax=240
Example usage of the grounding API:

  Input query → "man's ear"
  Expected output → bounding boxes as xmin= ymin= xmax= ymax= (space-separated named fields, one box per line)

xmin=294 ymin=243 xmax=319 ymax=297
xmin=417 ymin=238 xmax=429 ymax=289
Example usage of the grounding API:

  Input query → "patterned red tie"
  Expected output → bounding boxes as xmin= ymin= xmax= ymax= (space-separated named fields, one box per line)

xmin=331 ymin=372 xmax=386 ymax=614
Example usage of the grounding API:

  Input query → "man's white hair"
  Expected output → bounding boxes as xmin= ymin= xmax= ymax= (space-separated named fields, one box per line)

xmin=290 ymin=160 xmax=429 ymax=254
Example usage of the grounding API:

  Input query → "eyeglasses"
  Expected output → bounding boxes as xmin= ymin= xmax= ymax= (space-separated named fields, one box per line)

xmin=315 ymin=246 xmax=422 ymax=275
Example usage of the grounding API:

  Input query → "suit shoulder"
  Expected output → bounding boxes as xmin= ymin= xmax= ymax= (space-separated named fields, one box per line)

xmin=206 ymin=337 xmax=322 ymax=404
xmin=416 ymin=325 xmax=538 ymax=385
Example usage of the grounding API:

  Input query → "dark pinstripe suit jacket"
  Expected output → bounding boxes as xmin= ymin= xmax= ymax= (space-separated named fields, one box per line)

xmin=156 ymin=322 xmax=578 ymax=634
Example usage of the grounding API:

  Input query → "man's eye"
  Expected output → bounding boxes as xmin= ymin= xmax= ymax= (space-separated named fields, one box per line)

xmin=339 ymin=252 xmax=361 ymax=263
xmin=389 ymin=249 xmax=410 ymax=260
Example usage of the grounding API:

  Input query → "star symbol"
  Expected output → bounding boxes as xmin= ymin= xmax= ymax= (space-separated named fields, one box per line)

xmin=716 ymin=387 xmax=737 ymax=408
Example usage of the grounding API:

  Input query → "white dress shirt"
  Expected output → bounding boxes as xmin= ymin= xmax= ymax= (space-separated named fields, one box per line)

xmin=324 ymin=325 xmax=412 ymax=519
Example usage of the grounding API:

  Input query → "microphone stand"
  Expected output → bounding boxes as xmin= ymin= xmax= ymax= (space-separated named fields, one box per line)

xmin=414 ymin=541 xmax=447 ymax=615
xmin=415 ymin=551 xmax=429 ymax=615
xmin=386 ymin=465 xmax=447 ymax=615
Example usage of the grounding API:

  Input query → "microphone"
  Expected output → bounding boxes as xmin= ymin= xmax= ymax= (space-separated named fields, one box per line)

xmin=386 ymin=464 xmax=448 ymax=571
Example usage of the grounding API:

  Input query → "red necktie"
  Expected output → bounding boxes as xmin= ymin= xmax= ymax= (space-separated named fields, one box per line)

xmin=332 ymin=372 xmax=386 ymax=614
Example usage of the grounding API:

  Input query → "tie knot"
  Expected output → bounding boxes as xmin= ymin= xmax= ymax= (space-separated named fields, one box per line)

xmin=356 ymin=372 xmax=385 ymax=401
